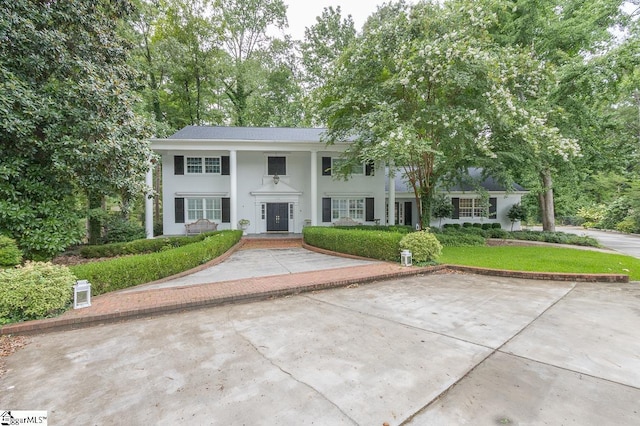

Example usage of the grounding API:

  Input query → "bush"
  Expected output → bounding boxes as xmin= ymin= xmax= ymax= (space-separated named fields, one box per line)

xmin=486 ymin=228 xmax=508 ymax=239
xmin=462 ymin=222 xmax=473 ymax=228
xmin=0 ymin=236 xmax=23 ymax=267
xmin=443 ymin=223 xmax=461 ymax=230
xmin=616 ymin=216 xmax=640 ymax=234
xmin=79 ymin=233 xmax=214 ymax=258
xmin=303 ymin=227 xmax=404 ymax=261
xmin=435 ymin=232 xmax=487 ymax=247
xmin=399 ymin=231 xmax=442 ymax=262
xmin=600 ymin=197 xmax=632 ymax=230
xmin=0 ymin=262 xmax=75 ymax=324
xmin=102 ymin=216 xmax=146 ymax=244
xmin=70 ymin=231 xmax=242 ymax=295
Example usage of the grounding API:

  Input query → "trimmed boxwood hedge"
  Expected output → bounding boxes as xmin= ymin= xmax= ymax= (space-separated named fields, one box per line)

xmin=70 ymin=231 xmax=242 ymax=295
xmin=303 ymin=227 xmax=404 ymax=261
xmin=79 ymin=232 xmax=218 ymax=258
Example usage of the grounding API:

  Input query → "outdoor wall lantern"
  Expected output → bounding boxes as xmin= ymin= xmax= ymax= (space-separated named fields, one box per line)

xmin=400 ymin=250 xmax=413 ymax=267
xmin=73 ymin=279 xmax=92 ymax=309
xmin=273 ymin=173 xmax=280 ymax=185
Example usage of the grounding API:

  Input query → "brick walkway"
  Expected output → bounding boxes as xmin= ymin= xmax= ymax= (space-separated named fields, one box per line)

xmin=0 ymin=237 xmax=628 ymax=336
xmin=0 ymin=239 xmax=440 ymax=336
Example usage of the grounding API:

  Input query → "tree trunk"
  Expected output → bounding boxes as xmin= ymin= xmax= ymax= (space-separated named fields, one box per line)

xmin=87 ymin=193 xmax=103 ymax=245
xmin=539 ymin=169 xmax=556 ymax=232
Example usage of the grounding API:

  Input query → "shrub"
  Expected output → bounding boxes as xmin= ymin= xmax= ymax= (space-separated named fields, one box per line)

xmin=462 ymin=222 xmax=473 ymax=228
xmin=443 ymin=223 xmax=461 ymax=230
xmin=70 ymin=231 xmax=242 ymax=295
xmin=481 ymin=223 xmax=492 ymax=230
xmin=399 ymin=231 xmax=442 ymax=262
xmin=79 ymin=232 xmax=216 ymax=258
xmin=0 ymin=236 xmax=23 ymax=268
xmin=616 ymin=216 xmax=640 ymax=234
xmin=303 ymin=227 xmax=404 ymax=261
xmin=0 ymin=262 xmax=75 ymax=324
xmin=102 ymin=216 xmax=146 ymax=244
xmin=486 ymin=228 xmax=508 ymax=239
xmin=435 ymin=232 xmax=486 ymax=247
xmin=600 ymin=197 xmax=632 ymax=230
xmin=492 ymin=223 xmax=502 ymax=229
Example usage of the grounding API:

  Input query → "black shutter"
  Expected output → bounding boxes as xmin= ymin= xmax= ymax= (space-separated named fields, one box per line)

xmin=365 ymin=161 xmax=375 ymax=176
xmin=322 ymin=198 xmax=331 ymax=222
xmin=175 ymin=198 xmax=185 ymax=223
xmin=489 ymin=197 xmax=497 ymax=218
xmin=366 ymin=197 xmax=375 ymax=221
xmin=451 ymin=198 xmax=460 ymax=219
xmin=404 ymin=202 xmax=412 ymax=226
xmin=221 ymin=156 xmax=230 ymax=175
xmin=174 ymin=156 xmax=184 ymax=175
xmin=222 ymin=198 xmax=230 ymax=223
xmin=322 ymin=157 xmax=332 ymax=176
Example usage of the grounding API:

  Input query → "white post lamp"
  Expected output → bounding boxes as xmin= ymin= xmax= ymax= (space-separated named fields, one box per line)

xmin=73 ymin=280 xmax=92 ymax=309
xmin=400 ymin=250 xmax=412 ymax=267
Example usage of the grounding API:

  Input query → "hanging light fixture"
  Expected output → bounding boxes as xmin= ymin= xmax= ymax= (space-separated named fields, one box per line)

xmin=273 ymin=172 xmax=280 ymax=185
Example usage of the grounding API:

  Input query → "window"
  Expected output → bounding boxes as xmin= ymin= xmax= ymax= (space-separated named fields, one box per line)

xmin=187 ymin=157 xmax=202 ymax=174
xmin=331 ymin=158 xmax=364 ymax=175
xmin=205 ymin=157 xmax=221 ymax=174
xmin=457 ymin=198 xmax=491 ymax=218
xmin=268 ymin=156 xmax=286 ymax=175
xmin=187 ymin=198 xmax=222 ymax=221
xmin=332 ymin=198 xmax=365 ymax=220
xmin=186 ymin=157 xmax=221 ymax=174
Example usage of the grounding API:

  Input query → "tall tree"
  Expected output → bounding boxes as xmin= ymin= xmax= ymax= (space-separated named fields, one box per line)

xmin=218 ymin=0 xmax=288 ymax=125
xmin=0 ymin=0 xmax=152 ymax=257
xmin=319 ymin=1 xmax=576 ymax=228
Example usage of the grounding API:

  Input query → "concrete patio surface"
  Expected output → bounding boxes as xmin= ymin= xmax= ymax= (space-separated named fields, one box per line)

xmin=2 ymin=274 xmax=639 ymax=425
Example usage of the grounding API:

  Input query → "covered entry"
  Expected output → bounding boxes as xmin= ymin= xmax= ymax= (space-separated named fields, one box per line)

xmin=267 ymin=203 xmax=289 ymax=232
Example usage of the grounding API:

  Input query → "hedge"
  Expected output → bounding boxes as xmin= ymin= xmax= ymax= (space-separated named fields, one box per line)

xmin=303 ymin=227 xmax=404 ymax=261
xmin=79 ymin=232 xmax=218 ymax=258
xmin=0 ymin=235 xmax=23 ymax=267
xmin=70 ymin=231 xmax=242 ymax=295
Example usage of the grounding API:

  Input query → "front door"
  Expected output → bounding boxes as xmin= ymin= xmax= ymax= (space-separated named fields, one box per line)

xmin=267 ymin=203 xmax=289 ymax=232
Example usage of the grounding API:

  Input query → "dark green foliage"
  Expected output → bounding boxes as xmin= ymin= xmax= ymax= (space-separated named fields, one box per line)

xmin=399 ymin=231 xmax=442 ymax=262
xmin=0 ymin=236 xmax=23 ymax=267
xmin=507 ymin=203 xmax=528 ymax=224
xmin=0 ymin=0 xmax=152 ymax=259
xmin=434 ymin=232 xmax=487 ymax=247
xmin=334 ymin=225 xmax=413 ymax=234
xmin=462 ymin=222 xmax=473 ymax=228
xmin=303 ymin=227 xmax=404 ymax=261
xmin=101 ymin=216 xmax=147 ymax=244
xmin=443 ymin=223 xmax=461 ymax=230
xmin=0 ymin=262 xmax=75 ymax=324
xmin=486 ymin=228 xmax=508 ymax=239
xmin=70 ymin=231 xmax=242 ymax=295
xmin=79 ymin=232 xmax=217 ymax=258
xmin=508 ymin=231 xmax=599 ymax=247
xmin=599 ymin=196 xmax=632 ymax=230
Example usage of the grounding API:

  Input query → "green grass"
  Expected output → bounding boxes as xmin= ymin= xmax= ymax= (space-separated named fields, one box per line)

xmin=440 ymin=246 xmax=640 ymax=280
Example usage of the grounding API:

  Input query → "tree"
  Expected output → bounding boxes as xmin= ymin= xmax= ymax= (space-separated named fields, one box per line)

xmin=218 ymin=0 xmax=288 ymax=125
xmin=319 ymin=1 xmax=575 ymax=228
xmin=0 ymin=0 xmax=153 ymax=257
xmin=431 ymin=194 xmax=454 ymax=229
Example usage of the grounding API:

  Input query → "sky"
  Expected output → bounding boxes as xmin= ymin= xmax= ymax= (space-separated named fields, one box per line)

xmin=282 ymin=0 xmax=412 ymax=40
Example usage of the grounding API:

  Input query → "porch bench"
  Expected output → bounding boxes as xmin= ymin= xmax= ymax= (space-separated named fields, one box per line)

xmin=333 ymin=217 xmax=361 ymax=227
xmin=185 ymin=218 xmax=218 ymax=235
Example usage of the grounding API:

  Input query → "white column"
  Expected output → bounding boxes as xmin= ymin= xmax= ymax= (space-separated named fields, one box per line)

xmin=145 ymin=161 xmax=154 ymax=239
xmin=310 ymin=150 xmax=318 ymax=226
xmin=388 ymin=162 xmax=396 ymax=225
xmin=230 ymin=150 xmax=238 ymax=230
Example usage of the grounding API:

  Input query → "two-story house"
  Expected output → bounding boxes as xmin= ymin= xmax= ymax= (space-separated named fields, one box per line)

xmin=149 ymin=126 xmax=526 ymax=236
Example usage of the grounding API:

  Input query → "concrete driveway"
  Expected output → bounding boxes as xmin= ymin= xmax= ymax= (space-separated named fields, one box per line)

xmin=2 ymin=274 xmax=639 ymax=425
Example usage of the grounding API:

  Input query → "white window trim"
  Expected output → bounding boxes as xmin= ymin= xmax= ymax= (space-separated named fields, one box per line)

xmin=331 ymin=197 xmax=365 ymax=221
xmin=458 ymin=197 xmax=488 ymax=219
xmin=186 ymin=197 xmax=222 ymax=222
xmin=186 ymin=156 xmax=222 ymax=175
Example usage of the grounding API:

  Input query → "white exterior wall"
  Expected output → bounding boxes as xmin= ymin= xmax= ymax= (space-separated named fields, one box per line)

xmin=161 ymin=148 xmax=387 ymax=235
xmin=437 ymin=192 xmax=524 ymax=230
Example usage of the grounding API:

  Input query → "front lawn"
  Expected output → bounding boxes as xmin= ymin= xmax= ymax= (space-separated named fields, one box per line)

xmin=440 ymin=246 xmax=640 ymax=280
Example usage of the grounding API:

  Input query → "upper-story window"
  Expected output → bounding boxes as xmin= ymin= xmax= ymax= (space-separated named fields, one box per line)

xmin=186 ymin=157 xmax=221 ymax=174
xmin=268 ymin=156 xmax=286 ymax=175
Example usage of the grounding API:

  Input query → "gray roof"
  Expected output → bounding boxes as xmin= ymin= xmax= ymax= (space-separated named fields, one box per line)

xmin=168 ymin=126 xmax=327 ymax=142
xmin=387 ymin=168 xmax=526 ymax=193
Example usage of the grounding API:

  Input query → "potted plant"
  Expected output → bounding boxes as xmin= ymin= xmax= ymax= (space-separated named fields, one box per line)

xmin=238 ymin=219 xmax=250 ymax=234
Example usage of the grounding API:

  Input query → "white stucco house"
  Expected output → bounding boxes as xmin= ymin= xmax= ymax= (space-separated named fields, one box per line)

xmin=148 ymin=126 xmax=526 ymax=236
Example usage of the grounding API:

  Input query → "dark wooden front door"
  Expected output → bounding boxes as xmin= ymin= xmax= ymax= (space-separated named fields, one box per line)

xmin=267 ymin=203 xmax=289 ymax=232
